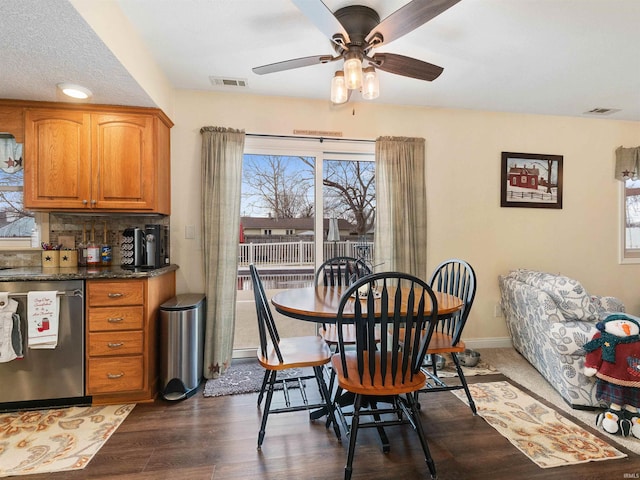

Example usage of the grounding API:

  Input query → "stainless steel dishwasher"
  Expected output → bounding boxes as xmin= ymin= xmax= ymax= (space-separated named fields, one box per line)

xmin=0 ymin=279 xmax=89 ymax=411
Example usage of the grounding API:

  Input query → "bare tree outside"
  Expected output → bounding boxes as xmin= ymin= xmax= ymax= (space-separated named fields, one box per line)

xmin=322 ymin=160 xmax=375 ymax=236
xmin=242 ymin=154 xmax=314 ymax=218
xmin=242 ymin=155 xmax=375 ymax=235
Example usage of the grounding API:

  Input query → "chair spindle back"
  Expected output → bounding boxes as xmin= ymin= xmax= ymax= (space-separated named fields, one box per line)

xmin=250 ymin=264 xmax=283 ymax=363
xmin=429 ymin=259 xmax=476 ymax=346
xmin=336 ymin=272 xmax=439 ymax=386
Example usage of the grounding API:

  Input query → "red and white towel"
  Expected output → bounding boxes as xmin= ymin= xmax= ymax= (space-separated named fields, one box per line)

xmin=27 ymin=291 xmax=59 ymax=349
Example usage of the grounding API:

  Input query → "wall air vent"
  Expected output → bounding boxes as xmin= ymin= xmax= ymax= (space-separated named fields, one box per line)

xmin=209 ymin=76 xmax=248 ymax=88
xmin=584 ymin=108 xmax=621 ymax=116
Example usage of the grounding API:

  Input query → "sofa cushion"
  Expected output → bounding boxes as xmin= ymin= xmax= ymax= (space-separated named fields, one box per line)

xmin=507 ymin=269 xmax=599 ymax=321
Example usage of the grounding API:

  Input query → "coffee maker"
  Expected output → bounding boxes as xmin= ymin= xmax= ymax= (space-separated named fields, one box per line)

xmin=143 ymin=224 xmax=170 ymax=269
xmin=121 ymin=224 xmax=169 ymax=269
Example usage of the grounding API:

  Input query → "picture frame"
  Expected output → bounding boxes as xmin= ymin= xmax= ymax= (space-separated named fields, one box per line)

xmin=501 ymin=152 xmax=563 ymax=209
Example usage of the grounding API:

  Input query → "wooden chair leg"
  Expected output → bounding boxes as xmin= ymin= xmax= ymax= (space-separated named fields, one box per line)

xmin=257 ymin=370 xmax=277 ymax=449
xmin=452 ymin=354 xmax=477 ymax=415
xmin=313 ymin=366 xmax=342 ymax=442
xmin=406 ymin=393 xmax=437 ymax=479
xmin=369 ymin=399 xmax=391 ymax=453
xmin=257 ymin=369 xmax=270 ymax=407
xmin=344 ymin=393 xmax=362 ymax=480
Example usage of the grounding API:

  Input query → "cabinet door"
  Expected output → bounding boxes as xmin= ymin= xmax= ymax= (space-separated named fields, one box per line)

xmin=24 ymin=109 xmax=92 ymax=209
xmin=92 ymin=113 xmax=155 ymax=210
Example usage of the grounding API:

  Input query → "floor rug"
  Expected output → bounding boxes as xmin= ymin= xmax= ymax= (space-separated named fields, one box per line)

xmin=433 ymin=353 xmax=498 ymax=378
xmin=203 ymin=360 xmax=306 ymax=397
xmin=0 ymin=403 xmax=134 ymax=478
xmin=451 ymin=381 xmax=626 ymax=468
xmin=479 ymin=347 xmax=640 ymax=457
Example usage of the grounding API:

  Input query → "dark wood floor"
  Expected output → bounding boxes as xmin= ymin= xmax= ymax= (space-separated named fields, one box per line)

xmin=12 ymin=373 xmax=640 ymax=480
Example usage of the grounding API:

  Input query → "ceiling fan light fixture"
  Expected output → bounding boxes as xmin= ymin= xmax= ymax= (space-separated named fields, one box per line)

xmin=331 ymin=71 xmax=348 ymax=104
xmin=57 ymin=83 xmax=92 ymax=100
xmin=361 ymin=66 xmax=379 ymax=100
xmin=343 ymin=52 xmax=363 ymax=90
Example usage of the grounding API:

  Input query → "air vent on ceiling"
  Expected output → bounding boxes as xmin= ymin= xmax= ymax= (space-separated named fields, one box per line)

xmin=209 ymin=76 xmax=248 ymax=88
xmin=584 ymin=108 xmax=621 ymax=116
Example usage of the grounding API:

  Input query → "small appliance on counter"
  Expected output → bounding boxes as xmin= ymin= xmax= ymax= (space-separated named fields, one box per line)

xmin=121 ymin=227 xmax=145 ymax=268
xmin=121 ymin=224 xmax=169 ymax=269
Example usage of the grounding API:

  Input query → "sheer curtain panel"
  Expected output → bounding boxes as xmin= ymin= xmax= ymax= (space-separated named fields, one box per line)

xmin=200 ymin=126 xmax=245 ymax=378
xmin=374 ymin=136 xmax=428 ymax=279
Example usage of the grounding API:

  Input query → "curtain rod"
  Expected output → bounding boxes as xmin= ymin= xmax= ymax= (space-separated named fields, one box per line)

xmin=246 ymin=133 xmax=374 ymax=144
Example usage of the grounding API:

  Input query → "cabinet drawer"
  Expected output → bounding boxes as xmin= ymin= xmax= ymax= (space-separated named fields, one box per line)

xmin=87 ymin=356 xmax=144 ymax=394
xmin=88 ymin=280 xmax=144 ymax=306
xmin=88 ymin=306 xmax=144 ymax=331
xmin=88 ymin=331 xmax=143 ymax=356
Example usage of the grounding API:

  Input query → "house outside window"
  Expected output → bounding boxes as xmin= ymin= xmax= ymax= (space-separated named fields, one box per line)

xmin=263 ymin=229 xmax=272 ymax=236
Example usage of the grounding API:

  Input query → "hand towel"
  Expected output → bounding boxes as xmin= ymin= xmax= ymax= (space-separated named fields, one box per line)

xmin=0 ymin=292 xmax=21 ymax=362
xmin=27 ymin=291 xmax=59 ymax=349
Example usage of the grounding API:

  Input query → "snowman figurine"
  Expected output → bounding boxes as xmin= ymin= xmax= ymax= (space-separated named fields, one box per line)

xmin=583 ymin=313 xmax=640 ymax=438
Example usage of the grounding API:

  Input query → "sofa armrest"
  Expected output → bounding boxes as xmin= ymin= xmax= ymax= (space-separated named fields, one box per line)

xmin=549 ymin=321 xmax=599 ymax=356
xmin=591 ymin=295 xmax=625 ymax=316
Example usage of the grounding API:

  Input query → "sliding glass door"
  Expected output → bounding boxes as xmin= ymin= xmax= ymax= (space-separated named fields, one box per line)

xmin=233 ymin=137 xmax=374 ymax=357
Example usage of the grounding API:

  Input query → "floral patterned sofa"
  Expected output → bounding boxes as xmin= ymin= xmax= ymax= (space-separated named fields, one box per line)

xmin=499 ymin=269 xmax=625 ymax=409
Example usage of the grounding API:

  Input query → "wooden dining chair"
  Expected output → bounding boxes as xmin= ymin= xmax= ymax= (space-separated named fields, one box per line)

xmin=249 ymin=264 xmax=341 ymax=449
xmin=314 ymin=256 xmax=374 ymax=346
xmin=332 ymin=272 xmax=439 ymax=480
xmin=417 ymin=258 xmax=478 ymax=414
xmin=314 ymin=256 xmax=381 ymax=400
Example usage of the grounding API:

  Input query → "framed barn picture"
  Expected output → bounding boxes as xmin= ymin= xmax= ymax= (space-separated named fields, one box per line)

xmin=501 ymin=152 xmax=563 ymax=209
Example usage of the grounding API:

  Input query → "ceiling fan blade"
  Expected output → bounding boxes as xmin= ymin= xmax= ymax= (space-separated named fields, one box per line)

xmin=292 ymin=0 xmax=350 ymax=46
xmin=366 ymin=0 xmax=462 ymax=47
xmin=371 ymin=53 xmax=443 ymax=81
xmin=253 ymin=55 xmax=336 ymax=75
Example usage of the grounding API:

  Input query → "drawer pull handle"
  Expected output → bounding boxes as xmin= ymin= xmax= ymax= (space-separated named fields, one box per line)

xmin=107 ymin=372 xmax=124 ymax=379
xmin=107 ymin=342 xmax=124 ymax=348
xmin=107 ymin=317 xmax=124 ymax=323
xmin=108 ymin=293 xmax=124 ymax=298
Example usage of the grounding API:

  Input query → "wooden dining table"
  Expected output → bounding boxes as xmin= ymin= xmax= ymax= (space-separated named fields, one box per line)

xmin=270 ymin=284 xmax=464 ymax=441
xmin=271 ymin=285 xmax=464 ymax=323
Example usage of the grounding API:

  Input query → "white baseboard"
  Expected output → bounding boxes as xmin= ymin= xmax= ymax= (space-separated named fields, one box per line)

xmin=464 ymin=337 xmax=512 ymax=349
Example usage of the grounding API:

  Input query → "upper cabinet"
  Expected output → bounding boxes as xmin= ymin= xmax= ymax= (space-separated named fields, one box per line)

xmin=22 ymin=103 xmax=172 ymax=214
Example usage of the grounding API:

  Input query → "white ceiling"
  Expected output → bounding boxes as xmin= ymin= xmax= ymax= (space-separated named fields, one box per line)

xmin=2 ymin=0 xmax=639 ymax=121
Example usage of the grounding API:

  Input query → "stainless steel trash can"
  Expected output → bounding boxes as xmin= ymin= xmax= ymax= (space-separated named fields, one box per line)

xmin=159 ymin=293 xmax=206 ymax=400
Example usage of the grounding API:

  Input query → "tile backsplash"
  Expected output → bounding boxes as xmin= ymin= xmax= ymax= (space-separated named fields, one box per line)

xmin=0 ymin=213 xmax=169 ymax=267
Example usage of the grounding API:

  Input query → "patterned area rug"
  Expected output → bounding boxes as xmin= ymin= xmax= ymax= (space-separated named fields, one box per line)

xmin=433 ymin=353 xmax=498 ymax=378
xmin=0 ymin=404 xmax=134 ymax=477
xmin=452 ymin=381 xmax=626 ymax=468
xmin=203 ymin=360 xmax=306 ymax=397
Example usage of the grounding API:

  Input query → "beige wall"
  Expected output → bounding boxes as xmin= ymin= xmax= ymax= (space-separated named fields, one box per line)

xmin=170 ymin=89 xmax=639 ymax=346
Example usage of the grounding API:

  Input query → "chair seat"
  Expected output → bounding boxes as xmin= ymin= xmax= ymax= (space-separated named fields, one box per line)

xmin=258 ymin=336 xmax=332 ymax=370
xmin=426 ymin=332 xmax=465 ymax=355
xmin=331 ymin=351 xmax=426 ymax=396
xmin=320 ymin=324 xmax=381 ymax=345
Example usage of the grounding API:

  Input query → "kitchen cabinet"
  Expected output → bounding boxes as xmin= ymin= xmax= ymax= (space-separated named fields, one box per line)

xmin=24 ymin=104 xmax=171 ymax=214
xmin=86 ymin=271 xmax=176 ymax=404
xmin=0 ymin=103 xmax=25 ymax=143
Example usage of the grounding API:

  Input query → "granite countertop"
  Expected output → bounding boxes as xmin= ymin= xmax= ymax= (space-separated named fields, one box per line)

xmin=0 ymin=264 xmax=178 ymax=282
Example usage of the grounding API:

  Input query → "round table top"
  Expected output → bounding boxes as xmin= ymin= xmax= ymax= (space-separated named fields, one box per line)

xmin=271 ymin=285 xmax=463 ymax=323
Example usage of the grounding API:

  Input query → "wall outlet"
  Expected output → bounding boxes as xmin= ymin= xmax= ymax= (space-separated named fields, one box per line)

xmin=185 ymin=225 xmax=195 ymax=239
xmin=494 ymin=303 xmax=503 ymax=317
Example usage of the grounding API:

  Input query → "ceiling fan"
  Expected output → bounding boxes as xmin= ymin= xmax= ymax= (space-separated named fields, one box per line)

xmin=252 ymin=0 xmax=462 ymax=103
